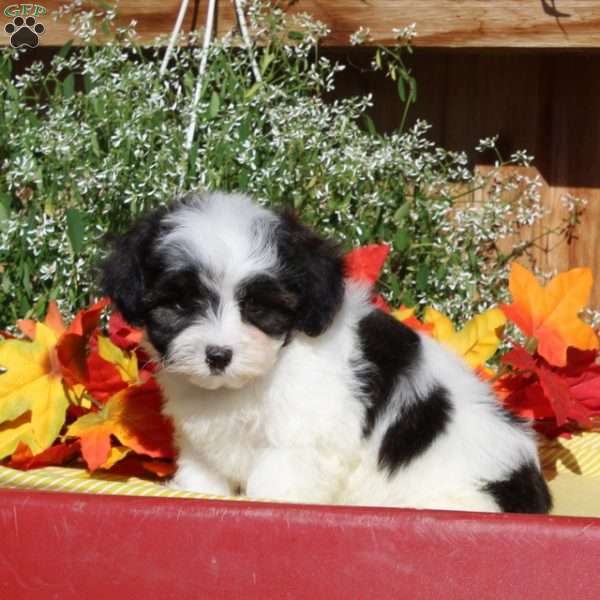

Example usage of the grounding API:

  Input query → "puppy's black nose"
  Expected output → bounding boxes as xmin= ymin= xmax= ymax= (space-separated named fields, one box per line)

xmin=205 ymin=345 xmax=233 ymax=372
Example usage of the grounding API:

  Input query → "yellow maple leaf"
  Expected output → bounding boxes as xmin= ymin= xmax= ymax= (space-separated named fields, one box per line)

xmin=391 ymin=306 xmax=416 ymax=321
xmin=99 ymin=445 xmax=131 ymax=470
xmin=0 ymin=413 xmax=41 ymax=458
xmin=0 ymin=322 xmax=69 ymax=458
xmin=424 ymin=307 xmax=506 ymax=368
xmin=97 ymin=335 xmax=139 ymax=385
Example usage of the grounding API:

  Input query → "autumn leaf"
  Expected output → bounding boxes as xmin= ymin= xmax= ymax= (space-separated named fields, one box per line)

xmin=56 ymin=298 xmax=110 ymax=388
xmin=56 ymin=300 xmax=132 ymax=402
xmin=391 ymin=305 xmax=433 ymax=335
xmin=501 ymin=345 xmax=594 ymax=427
xmin=0 ymin=322 xmax=69 ymax=457
xmin=97 ymin=336 xmax=138 ymax=385
xmin=16 ymin=300 xmax=65 ymax=340
xmin=501 ymin=263 xmax=599 ymax=367
xmin=424 ymin=307 xmax=455 ymax=340
xmin=99 ymin=445 xmax=131 ymax=470
xmin=0 ymin=413 xmax=40 ymax=459
xmin=108 ymin=310 xmax=143 ymax=351
xmin=344 ymin=244 xmax=391 ymax=311
xmin=8 ymin=440 xmax=80 ymax=470
xmin=344 ymin=244 xmax=390 ymax=282
xmin=424 ymin=307 xmax=506 ymax=368
xmin=66 ymin=379 xmax=174 ymax=471
xmin=107 ymin=455 xmax=176 ymax=479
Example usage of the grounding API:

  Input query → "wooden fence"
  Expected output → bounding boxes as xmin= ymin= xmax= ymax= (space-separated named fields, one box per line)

xmin=2 ymin=1 xmax=599 ymax=305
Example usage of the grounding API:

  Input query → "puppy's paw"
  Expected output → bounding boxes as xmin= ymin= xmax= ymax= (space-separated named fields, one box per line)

xmin=246 ymin=449 xmax=335 ymax=503
xmin=167 ymin=463 xmax=232 ymax=496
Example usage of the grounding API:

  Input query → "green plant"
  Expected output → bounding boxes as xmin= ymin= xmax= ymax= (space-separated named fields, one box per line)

xmin=0 ymin=2 xmax=585 ymax=328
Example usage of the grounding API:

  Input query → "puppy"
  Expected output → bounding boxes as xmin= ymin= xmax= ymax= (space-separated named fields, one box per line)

xmin=102 ymin=191 xmax=551 ymax=513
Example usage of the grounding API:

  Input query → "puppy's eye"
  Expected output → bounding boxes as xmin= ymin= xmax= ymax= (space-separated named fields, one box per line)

xmin=243 ymin=297 xmax=264 ymax=312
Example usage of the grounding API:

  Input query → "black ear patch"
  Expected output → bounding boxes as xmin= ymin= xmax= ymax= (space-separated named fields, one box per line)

xmin=275 ymin=210 xmax=345 ymax=336
xmin=100 ymin=209 xmax=167 ymax=326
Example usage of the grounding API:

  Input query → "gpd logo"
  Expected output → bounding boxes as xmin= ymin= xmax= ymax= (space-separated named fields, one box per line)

xmin=3 ymin=3 xmax=47 ymax=48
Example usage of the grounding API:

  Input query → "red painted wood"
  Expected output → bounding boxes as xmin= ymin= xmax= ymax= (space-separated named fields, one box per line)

xmin=1 ymin=488 xmax=599 ymax=599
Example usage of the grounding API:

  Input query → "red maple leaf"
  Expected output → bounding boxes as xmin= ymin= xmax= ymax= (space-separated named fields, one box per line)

xmin=66 ymin=379 xmax=175 ymax=471
xmin=55 ymin=299 xmax=129 ymax=401
xmin=344 ymin=244 xmax=391 ymax=311
xmin=109 ymin=310 xmax=144 ymax=351
xmin=501 ymin=345 xmax=598 ymax=428
xmin=8 ymin=440 xmax=81 ymax=470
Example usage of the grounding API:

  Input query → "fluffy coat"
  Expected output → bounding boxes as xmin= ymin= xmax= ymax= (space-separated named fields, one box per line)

xmin=102 ymin=192 xmax=551 ymax=512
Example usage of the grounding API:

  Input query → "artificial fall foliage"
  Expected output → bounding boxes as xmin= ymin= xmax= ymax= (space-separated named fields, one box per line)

xmin=0 ymin=301 xmax=173 ymax=475
xmin=501 ymin=263 xmax=599 ymax=367
xmin=0 ymin=246 xmax=598 ymax=476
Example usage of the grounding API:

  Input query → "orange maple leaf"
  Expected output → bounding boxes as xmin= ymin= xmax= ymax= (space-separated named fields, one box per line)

xmin=501 ymin=263 xmax=599 ymax=367
xmin=17 ymin=300 xmax=66 ymax=339
xmin=66 ymin=379 xmax=174 ymax=471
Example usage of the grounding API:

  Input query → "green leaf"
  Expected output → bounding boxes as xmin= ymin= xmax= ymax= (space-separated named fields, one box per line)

xmin=260 ymin=51 xmax=275 ymax=75
xmin=436 ymin=263 xmax=448 ymax=280
xmin=288 ymin=31 xmax=304 ymax=41
xmin=397 ymin=77 xmax=406 ymax=102
xmin=393 ymin=201 xmax=411 ymax=223
xmin=409 ymin=78 xmax=417 ymax=103
xmin=0 ymin=56 xmax=12 ymax=80
xmin=238 ymin=118 xmax=251 ymax=142
xmin=401 ymin=290 xmax=416 ymax=307
xmin=363 ymin=114 xmax=376 ymax=136
xmin=62 ymin=74 xmax=75 ymax=99
xmin=91 ymin=132 xmax=101 ymax=157
xmin=183 ymin=71 xmax=194 ymax=93
xmin=416 ymin=263 xmax=429 ymax=291
xmin=22 ymin=262 xmax=32 ymax=294
xmin=208 ymin=91 xmax=220 ymax=118
xmin=83 ymin=73 xmax=94 ymax=94
xmin=6 ymin=83 xmax=19 ymax=100
xmin=66 ymin=208 xmax=85 ymax=255
xmin=243 ymin=82 xmax=261 ymax=100
xmin=394 ymin=229 xmax=411 ymax=253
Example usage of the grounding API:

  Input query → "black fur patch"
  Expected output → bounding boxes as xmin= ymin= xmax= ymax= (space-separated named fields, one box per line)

xmin=355 ymin=310 xmax=423 ymax=436
xmin=101 ymin=208 xmax=167 ymax=326
xmin=482 ymin=462 xmax=552 ymax=514
xmin=236 ymin=274 xmax=298 ymax=338
xmin=144 ymin=268 xmax=219 ymax=355
xmin=101 ymin=203 xmax=222 ymax=356
xmin=274 ymin=210 xmax=345 ymax=337
xmin=378 ymin=385 xmax=453 ymax=475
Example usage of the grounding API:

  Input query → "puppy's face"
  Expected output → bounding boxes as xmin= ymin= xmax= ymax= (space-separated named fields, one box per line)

xmin=102 ymin=193 xmax=344 ymax=390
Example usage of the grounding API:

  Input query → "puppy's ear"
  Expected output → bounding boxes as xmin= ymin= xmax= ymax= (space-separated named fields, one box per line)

xmin=100 ymin=209 xmax=166 ymax=326
xmin=276 ymin=210 xmax=345 ymax=336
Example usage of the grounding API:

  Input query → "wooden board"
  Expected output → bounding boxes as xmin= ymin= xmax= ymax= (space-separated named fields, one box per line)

xmin=3 ymin=1 xmax=600 ymax=48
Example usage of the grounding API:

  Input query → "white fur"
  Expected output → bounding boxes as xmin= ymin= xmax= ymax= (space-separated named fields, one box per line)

xmin=149 ymin=193 xmax=540 ymax=511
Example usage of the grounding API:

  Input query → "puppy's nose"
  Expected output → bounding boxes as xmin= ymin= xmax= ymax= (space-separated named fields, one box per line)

xmin=205 ymin=345 xmax=233 ymax=372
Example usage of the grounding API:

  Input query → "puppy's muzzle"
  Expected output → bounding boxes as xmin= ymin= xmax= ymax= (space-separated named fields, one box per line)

xmin=205 ymin=345 xmax=233 ymax=373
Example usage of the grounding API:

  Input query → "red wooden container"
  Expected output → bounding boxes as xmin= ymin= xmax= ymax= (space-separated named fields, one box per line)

xmin=1 ymin=487 xmax=599 ymax=599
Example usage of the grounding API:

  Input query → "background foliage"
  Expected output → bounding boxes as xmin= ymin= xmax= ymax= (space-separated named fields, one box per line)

xmin=0 ymin=2 xmax=583 ymax=327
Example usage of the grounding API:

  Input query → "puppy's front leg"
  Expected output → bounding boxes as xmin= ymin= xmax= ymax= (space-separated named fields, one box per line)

xmin=169 ymin=439 xmax=232 ymax=496
xmin=246 ymin=447 xmax=342 ymax=504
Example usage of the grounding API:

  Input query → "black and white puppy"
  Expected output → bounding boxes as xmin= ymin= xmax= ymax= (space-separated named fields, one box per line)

xmin=102 ymin=192 xmax=551 ymax=513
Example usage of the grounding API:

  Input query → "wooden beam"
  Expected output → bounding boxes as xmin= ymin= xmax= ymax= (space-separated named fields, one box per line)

xmin=2 ymin=1 xmax=600 ymax=48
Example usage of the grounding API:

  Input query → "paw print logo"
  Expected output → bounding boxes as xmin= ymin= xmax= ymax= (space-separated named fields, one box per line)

xmin=4 ymin=16 xmax=45 ymax=49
